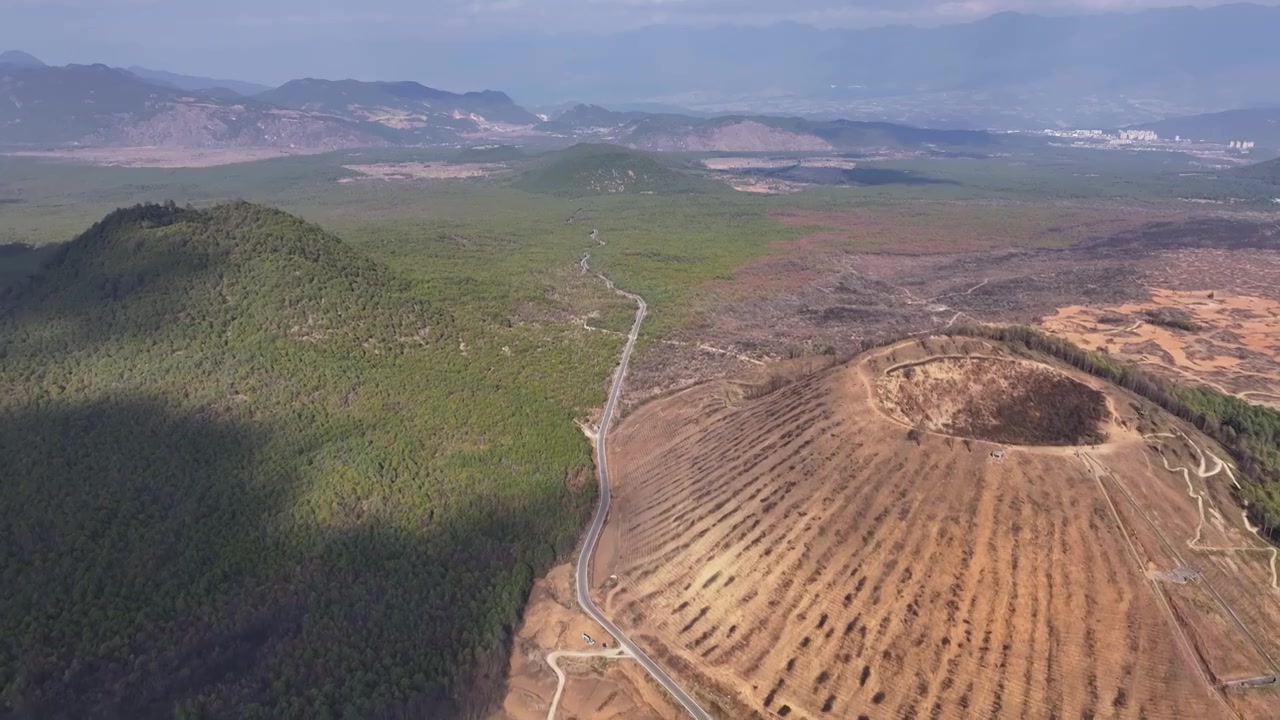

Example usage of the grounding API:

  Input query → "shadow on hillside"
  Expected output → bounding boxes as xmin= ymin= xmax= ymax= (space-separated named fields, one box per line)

xmin=2 ymin=395 xmax=549 ymax=720
xmin=0 ymin=235 xmax=227 ymax=359
xmin=1089 ymin=217 xmax=1280 ymax=252
xmin=0 ymin=242 xmax=60 ymax=299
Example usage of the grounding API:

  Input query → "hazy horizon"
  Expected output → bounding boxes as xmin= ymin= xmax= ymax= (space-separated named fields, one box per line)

xmin=4 ymin=0 xmax=1280 ymax=90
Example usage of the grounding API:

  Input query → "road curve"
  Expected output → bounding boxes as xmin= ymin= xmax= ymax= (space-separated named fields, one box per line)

xmin=544 ymin=648 xmax=630 ymax=720
xmin=575 ymin=254 xmax=714 ymax=720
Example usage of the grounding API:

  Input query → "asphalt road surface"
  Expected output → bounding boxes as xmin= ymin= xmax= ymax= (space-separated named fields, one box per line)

xmin=574 ymin=255 xmax=714 ymax=720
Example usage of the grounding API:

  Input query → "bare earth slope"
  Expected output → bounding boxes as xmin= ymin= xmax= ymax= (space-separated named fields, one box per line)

xmin=597 ymin=336 xmax=1280 ymax=719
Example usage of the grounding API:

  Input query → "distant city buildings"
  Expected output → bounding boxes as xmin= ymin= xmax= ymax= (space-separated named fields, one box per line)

xmin=1040 ymin=128 xmax=1160 ymax=143
xmin=1117 ymin=129 xmax=1158 ymax=142
xmin=1041 ymin=129 xmax=1108 ymax=139
xmin=1037 ymin=128 xmax=1255 ymax=153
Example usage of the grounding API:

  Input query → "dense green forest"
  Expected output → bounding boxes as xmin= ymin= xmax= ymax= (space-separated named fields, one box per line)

xmin=0 ymin=203 xmax=620 ymax=719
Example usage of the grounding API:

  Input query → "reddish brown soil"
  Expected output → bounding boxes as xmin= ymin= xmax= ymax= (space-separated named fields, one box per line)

xmin=597 ymin=337 xmax=1280 ymax=719
xmin=1041 ymin=288 xmax=1280 ymax=404
xmin=492 ymin=564 xmax=682 ymax=720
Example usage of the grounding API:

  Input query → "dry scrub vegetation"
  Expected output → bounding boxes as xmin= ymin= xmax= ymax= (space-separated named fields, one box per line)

xmin=627 ymin=206 xmax=1280 ymax=416
xmin=1042 ymin=288 xmax=1280 ymax=408
xmin=597 ymin=337 xmax=1280 ymax=719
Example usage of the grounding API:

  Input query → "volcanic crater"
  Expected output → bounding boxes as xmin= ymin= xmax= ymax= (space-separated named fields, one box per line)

xmin=875 ymin=355 xmax=1108 ymax=446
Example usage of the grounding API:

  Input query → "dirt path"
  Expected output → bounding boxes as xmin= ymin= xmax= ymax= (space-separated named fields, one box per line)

xmin=926 ymin=277 xmax=990 ymax=303
xmin=544 ymin=648 xmax=631 ymax=720
xmin=1145 ymin=432 xmax=1280 ymax=587
xmin=1085 ymin=437 xmax=1280 ymax=688
xmin=1040 ymin=289 xmax=1280 ymax=404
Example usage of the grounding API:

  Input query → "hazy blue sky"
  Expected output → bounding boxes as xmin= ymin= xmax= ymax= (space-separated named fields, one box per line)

xmin=2 ymin=0 xmax=1276 ymax=86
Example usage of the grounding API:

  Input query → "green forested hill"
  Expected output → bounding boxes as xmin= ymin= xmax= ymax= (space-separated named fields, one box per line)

xmin=513 ymin=143 xmax=715 ymax=197
xmin=1233 ymin=157 xmax=1280 ymax=185
xmin=0 ymin=203 xmax=606 ymax=719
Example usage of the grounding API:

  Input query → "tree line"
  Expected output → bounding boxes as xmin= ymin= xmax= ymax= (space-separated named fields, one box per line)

xmin=940 ymin=324 xmax=1280 ymax=536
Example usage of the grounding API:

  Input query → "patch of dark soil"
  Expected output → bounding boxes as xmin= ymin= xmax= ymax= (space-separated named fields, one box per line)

xmin=830 ymin=274 xmax=902 ymax=303
xmin=883 ymin=357 xmax=1108 ymax=446
xmin=1091 ymin=218 xmax=1280 ymax=252
xmin=806 ymin=304 xmax=892 ymax=324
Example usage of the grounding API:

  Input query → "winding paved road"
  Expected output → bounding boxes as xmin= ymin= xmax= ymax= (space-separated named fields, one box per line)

xmin=575 ymin=253 xmax=714 ymax=720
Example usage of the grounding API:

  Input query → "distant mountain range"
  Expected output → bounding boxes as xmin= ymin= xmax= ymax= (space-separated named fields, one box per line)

xmin=0 ymin=60 xmax=547 ymax=150
xmin=7 ymin=24 xmax=1279 ymax=157
xmin=0 ymin=55 xmax=1020 ymax=154
xmin=0 ymin=63 xmax=387 ymax=149
xmin=125 ymin=67 xmax=273 ymax=98
xmin=10 ymin=5 xmax=1280 ymax=132
xmin=399 ymin=3 xmax=1280 ymax=130
xmin=258 ymin=78 xmax=538 ymax=142
xmin=539 ymin=105 xmax=999 ymax=153
xmin=0 ymin=50 xmax=44 ymax=68
xmin=1234 ymin=157 xmax=1280 ymax=185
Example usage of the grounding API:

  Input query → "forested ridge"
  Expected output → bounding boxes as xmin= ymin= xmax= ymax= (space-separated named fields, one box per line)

xmin=1 ymin=203 xmax=603 ymax=719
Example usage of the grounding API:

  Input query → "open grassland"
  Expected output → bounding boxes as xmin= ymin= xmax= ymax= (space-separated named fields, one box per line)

xmin=599 ymin=336 xmax=1280 ymax=719
xmin=2 ymin=147 xmax=336 ymax=168
xmin=0 ymin=153 xmax=801 ymax=337
xmin=769 ymin=204 xmax=1178 ymax=253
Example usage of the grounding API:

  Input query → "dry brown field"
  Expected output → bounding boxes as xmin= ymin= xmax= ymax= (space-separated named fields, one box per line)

xmin=627 ymin=206 xmax=1280 ymax=406
xmin=1041 ymin=289 xmax=1280 ymax=407
xmin=598 ymin=336 xmax=1280 ymax=719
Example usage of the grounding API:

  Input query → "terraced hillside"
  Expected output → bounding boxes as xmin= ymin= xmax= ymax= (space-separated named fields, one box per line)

xmin=595 ymin=336 xmax=1280 ymax=719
